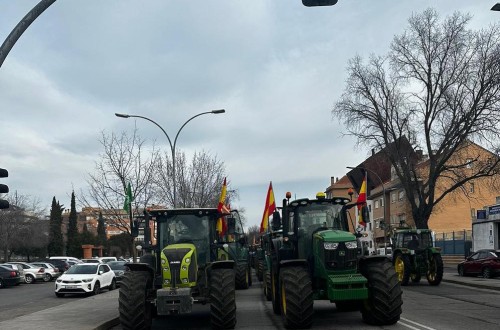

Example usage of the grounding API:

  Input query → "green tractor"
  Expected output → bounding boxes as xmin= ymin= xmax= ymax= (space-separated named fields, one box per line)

xmin=391 ymin=227 xmax=443 ymax=286
xmin=217 ymin=209 xmax=253 ymax=290
xmin=261 ymin=228 xmax=282 ymax=302
xmin=269 ymin=192 xmax=402 ymax=328
xmin=118 ymin=208 xmax=237 ymax=330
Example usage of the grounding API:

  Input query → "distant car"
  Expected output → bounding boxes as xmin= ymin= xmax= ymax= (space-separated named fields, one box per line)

xmin=55 ymin=263 xmax=116 ymax=297
xmin=81 ymin=259 xmax=102 ymax=264
xmin=6 ymin=262 xmax=45 ymax=284
xmin=1 ymin=263 xmax=25 ymax=284
xmin=49 ymin=256 xmax=83 ymax=264
xmin=457 ymin=249 xmax=500 ymax=278
xmin=107 ymin=261 xmax=128 ymax=286
xmin=30 ymin=262 xmax=61 ymax=281
xmin=97 ymin=257 xmax=118 ymax=264
xmin=0 ymin=265 xmax=21 ymax=288
xmin=39 ymin=259 xmax=70 ymax=273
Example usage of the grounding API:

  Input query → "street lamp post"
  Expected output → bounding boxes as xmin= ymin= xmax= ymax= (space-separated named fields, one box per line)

xmin=346 ymin=166 xmax=388 ymax=255
xmin=115 ymin=109 xmax=225 ymax=207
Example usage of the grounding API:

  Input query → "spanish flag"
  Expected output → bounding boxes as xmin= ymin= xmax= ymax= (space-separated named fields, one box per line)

xmin=260 ymin=182 xmax=276 ymax=233
xmin=357 ymin=173 xmax=367 ymax=227
xmin=216 ymin=178 xmax=229 ymax=235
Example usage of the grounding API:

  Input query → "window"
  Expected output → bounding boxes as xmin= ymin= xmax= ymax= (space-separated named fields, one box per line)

xmin=374 ymin=200 xmax=380 ymax=209
xmin=469 ymin=182 xmax=475 ymax=193
xmin=466 ymin=158 xmax=473 ymax=169
xmin=391 ymin=192 xmax=396 ymax=203
xmin=376 ymin=220 xmax=380 ymax=229
xmin=398 ymin=190 xmax=405 ymax=201
xmin=471 ymin=208 xmax=475 ymax=218
xmin=380 ymin=198 xmax=384 ymax=207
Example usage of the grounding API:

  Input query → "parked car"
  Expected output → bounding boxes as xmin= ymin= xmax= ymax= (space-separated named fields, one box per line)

xmin=49 ymin=256 xmax=83 ymax=264
xmin=81 ymin=259 xmax=102 ymax=264
xmin=1 ymin=263 xmax=25 ymax=284
xmin=457 ymin=249 xmax=500 ymax=278
xmin=39 ymin=259 xmax=70 ymax=273
xmin=0 ymin=265 xmax=21 ymax=288
xmin=7 ymin=262 xmax=45 ymax=284
xmin=55 ymin=263 xmax=116 ymax=297
xmin=30 ymin=262 xmax=61 ymax=281
xmin=97 ymin=257 xmax=117 ymax=264
xmin=107 ymin=261 xmax=128 ymax=286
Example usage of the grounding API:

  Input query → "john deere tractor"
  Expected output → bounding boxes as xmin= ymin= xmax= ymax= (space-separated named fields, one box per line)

xmin=217 ymin=209 xmax=253 ymax=290
xmin=118 ymin=208 xmax=237 ymax=330
xmin=269 ymin=192 xmax=403 ymax=328
xmin=391 ymin=227 xmax=443 ymax=286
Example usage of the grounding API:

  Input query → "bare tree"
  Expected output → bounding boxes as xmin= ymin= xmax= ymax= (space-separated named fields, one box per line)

xmin=0 ymin=192 xmax=46 ymax=261
xmin=333 ymin=9 xmax=500 ymax=229
xmin=80 ymin=128 xmax=159 ymax=239
xmin=155 ymin=150 xmax=229 ymax=208
xmin=246 ymin=225 xmax=260 ymax=246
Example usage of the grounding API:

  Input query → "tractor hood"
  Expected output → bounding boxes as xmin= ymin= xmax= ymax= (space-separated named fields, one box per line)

xmin=314 ymin=230 xmax=356 ymax=242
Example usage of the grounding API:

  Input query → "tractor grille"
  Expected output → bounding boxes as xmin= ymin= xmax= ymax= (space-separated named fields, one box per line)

xmin=324 ymin=243 xmax=358 ymax=271
xmin=163 ymin=248 xmax=191 ymax=285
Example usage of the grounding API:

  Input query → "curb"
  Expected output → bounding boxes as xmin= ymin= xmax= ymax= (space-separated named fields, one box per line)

xmin=94 ymin=317 xmax=120 ymax=330
xmin=442 ymin=278 xmax=500 ymax=291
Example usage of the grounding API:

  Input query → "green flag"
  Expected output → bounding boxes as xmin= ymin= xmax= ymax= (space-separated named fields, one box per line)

xmin=124 ymin=182 xmax=133 ymax=213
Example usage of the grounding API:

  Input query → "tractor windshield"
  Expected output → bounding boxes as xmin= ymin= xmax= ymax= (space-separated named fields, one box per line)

xmin=401 ymin=231 xmax=433 ymax=249
xmin=157 ymin=214 xmax=210 ymax=263
xmin=295 ymin=203 xmax=347 ymax=236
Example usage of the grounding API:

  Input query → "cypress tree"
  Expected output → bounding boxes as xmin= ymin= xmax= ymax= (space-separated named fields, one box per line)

xmin=66 ymin=191 xmax=80 ymax=257
xmin=47 ymin=197 xmax=64 ymax=256
xmin=97 ymin=211 xmax=107 ymax=247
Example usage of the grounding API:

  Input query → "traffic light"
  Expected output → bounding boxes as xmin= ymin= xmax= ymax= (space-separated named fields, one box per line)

xmin=302 ymin=0 xmax=338 ymax=6
xmin=0 ymin=168 xmax=9 ymax=209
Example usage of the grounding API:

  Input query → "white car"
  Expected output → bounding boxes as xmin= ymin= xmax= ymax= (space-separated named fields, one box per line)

xmin=54 ymin=263 xmax=116 ymax=297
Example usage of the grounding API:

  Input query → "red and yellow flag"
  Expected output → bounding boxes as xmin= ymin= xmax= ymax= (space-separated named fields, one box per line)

xmin=260 ymin=182 xmax=276 ymax=233
xmin=216 ymin=178 xmax=229 ymax=235
xmin=357 ymin=173 xmax=367 ymax=227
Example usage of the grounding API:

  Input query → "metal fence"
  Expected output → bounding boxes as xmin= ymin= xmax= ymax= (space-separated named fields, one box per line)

xmin=434 ymin=230 xmax=472 ymax=257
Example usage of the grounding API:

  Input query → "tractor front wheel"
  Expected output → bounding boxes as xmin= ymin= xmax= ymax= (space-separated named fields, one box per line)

xmin=119 ymin=271 xmax=153 ymax=330
xmin=264 ymin=270 xmax=272 ymax=301
xmin=279 ymin=266 xmax=313 ymax=329
xmin=210 ymin=268 xmax=236 ymax=329
xmin=235 ymin=262 xmax=250 ymax=290
xmin=427 ymin=254 xmax=443 ymax=285
xmin=271 ymin=270 xmax=281 ymax=315
xmin=393 ymin=254 xmax=411 ymax=286
xmin=361 ymin=259 xmax=403 ymax=326
xmin=257 ymin=260 xmax=264 ymax=282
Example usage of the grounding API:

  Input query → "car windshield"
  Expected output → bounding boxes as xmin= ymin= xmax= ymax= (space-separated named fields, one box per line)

xmin=65 ymin=264 xmax=98 ymax=275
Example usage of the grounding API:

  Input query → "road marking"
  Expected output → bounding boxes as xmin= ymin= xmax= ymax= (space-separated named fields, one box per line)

xmin=400 ymin=317 xmax=437 ymax=330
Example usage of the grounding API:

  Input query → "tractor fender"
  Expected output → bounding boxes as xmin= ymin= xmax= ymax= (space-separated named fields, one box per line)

xmin=211 ymin=260 xmax=235 ymax=270
xmin=279 ymin=259 xmax=308 ymax=269
xmin=125 ymin=262 xmax=155 ymax=279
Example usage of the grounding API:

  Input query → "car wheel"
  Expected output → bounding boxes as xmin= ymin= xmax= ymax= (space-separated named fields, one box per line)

xmin=93 ymin=282 xmax=100 ymax=295
xmin=25 ymin=274 xmax=35 ymax=284
xmin=43 ymin=274 xmax=52 ymax=282
xmin=482 ymin=267 xmax=492 ymax=279
xmin=109 ymin=278 xmax=117 ymax=291
xmin=55 ymin=292 xmax=65 ymax=298
xmin=458 ymin=265 xmax=465 ymax=276
xmin=0 ymin=279 xmax=4 ymax=289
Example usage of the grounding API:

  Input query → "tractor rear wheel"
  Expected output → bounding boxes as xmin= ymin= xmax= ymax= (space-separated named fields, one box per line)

xmin=264 ymin=270 xmax=272 ymax=301
xmin=271 ymin=270 xmax=281 ymax=314
xmin=210 ymin=268 xmax=236 ymax=329
xmin=393 ymin=254 xmax=411 ymax=286
xmin=119 ymin=271 xmax=153 ymax=330
xmin=361 ymin=259 xmax=403 ymax=326
xmin=257 ymin=260 xmax=264 ymax=282
xmin=410 ymin=272 xmax=421 ymax=283
xmin=279 ymin=266 xmax=313 ymax=329
xmin=235 ymin=262 xmax=250 ymax=290
xmin=427 ymin=254 xmax=443 ymax=285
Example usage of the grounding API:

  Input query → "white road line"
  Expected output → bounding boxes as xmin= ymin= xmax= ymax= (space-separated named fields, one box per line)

xmin=398 ymin=321 xmax=423 ymax=330
xmin=400 ymin=317 xmax=438 ymax=330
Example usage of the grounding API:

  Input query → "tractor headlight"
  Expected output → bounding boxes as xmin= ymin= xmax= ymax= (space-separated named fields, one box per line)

xmin=345 ymin=241 xmax=358 ymax=249
xmin=161 ymin=259 xmax=166 ymax=264
xmin=185 ymin=258 xmax=190 ymax=264
xmin=324 ymin=242 xmax=339 ymax=250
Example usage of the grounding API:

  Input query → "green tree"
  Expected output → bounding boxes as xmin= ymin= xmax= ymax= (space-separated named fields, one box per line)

xmin=97 ymin=211 xmax=107 ymax=247
xmin=66 ymin=191 xmax=80 ymax=257
xmin=47 ymin=197 xmax=64 ymax=256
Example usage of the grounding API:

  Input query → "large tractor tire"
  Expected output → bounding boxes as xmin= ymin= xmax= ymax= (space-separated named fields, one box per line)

xmin=271 ymin=270 xmax=281 ymax=315
xmin=210 ymin=268 xmax=236 ymax=329
xmin=235 ymin=262 xmax=250 ymax=290
xmin=427 ymin=254 xmax=443 ymax=285
xmin=360 ymin=259 xmax=403 ymax=326
xmin=257 ymin=260 xmax=264 ymax=282
xmin=264 ymin=270 xmax=272 ymax=301
xmin=279 ymin=266 xmax=313 ymax=329
xmin=393 ymin=253 xmax=411 ymax=286
xmin=119 ymin=271 xmax=153 ymax=330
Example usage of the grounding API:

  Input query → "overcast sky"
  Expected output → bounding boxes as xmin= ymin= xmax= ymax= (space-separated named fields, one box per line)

xmin=0 ymin=0 xmax=498 ymax=229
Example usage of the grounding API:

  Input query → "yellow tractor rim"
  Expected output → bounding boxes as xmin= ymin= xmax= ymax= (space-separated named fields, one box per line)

xmin=394 ymin=256 xmax=404 ymax=282
xmin=281 ymin=282 xmax=287 ymax=315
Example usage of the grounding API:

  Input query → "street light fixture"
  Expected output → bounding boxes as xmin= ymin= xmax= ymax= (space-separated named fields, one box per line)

xmin=115 ymin=109 xmax=225 ymax=207
xmin=346 ymin=166 xmax=388 ymax=255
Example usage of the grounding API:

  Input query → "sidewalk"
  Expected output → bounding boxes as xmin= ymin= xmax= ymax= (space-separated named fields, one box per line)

xmin=0 ymin=270 xmax=498 ymax=330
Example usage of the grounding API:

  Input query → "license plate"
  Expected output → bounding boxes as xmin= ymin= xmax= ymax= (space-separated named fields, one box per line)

xmin=64 ymin=285 xmax=77 ymax=289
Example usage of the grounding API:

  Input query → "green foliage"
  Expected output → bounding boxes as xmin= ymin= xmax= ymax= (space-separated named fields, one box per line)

xmin=108 ymin=233 xmax=133 ymax=257
xmin=47 ymin=197 xmax=64 ymax=256
xmin=97 ymin=211 xmax=107 ymax=247
xmin=66 ymin=191 xmax=80 ymax=257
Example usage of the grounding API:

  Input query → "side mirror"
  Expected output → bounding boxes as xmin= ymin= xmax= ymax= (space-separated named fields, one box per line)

xmin=271 ymin=211 xmax=281 ymax=231
xmin=99 ymin=270 xmax=104 ymax=275
xmin=227 ymin=217 xmax=236 ymax=235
